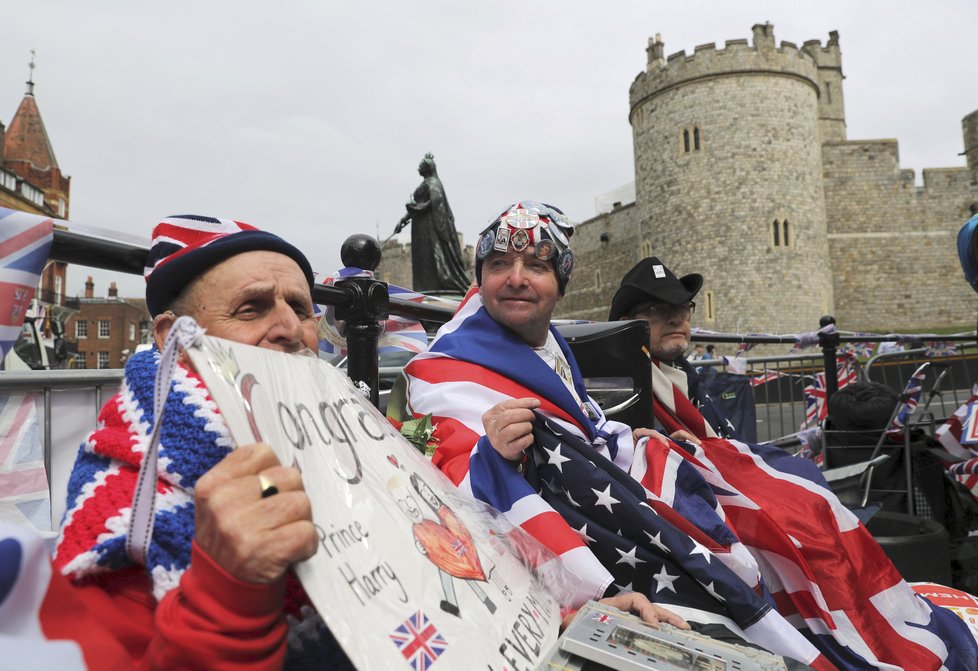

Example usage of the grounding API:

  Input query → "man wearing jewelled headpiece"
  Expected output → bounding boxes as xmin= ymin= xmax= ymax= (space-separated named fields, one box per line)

xmin=395 ymin=201 xmax=978 ymax=669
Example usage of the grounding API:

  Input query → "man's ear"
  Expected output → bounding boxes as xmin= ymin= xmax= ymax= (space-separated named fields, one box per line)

xmin=153 ymin=311 xmax=175 ymax=351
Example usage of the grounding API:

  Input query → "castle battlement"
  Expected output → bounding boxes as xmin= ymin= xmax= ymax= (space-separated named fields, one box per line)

xmin=631 ymin=25 xmax=820 ymax=109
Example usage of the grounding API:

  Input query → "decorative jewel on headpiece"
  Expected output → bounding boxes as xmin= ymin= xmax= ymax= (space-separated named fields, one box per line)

xmin=475 ymin=200 xmax=575 ymax=292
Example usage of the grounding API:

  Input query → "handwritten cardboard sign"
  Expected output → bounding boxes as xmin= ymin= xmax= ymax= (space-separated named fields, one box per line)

xmin=186 ymin=336 xmax=559 ymax=670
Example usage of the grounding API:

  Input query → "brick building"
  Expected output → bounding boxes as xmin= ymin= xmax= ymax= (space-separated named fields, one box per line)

xmin=1 ymin=58 xmax=72 ymax=325
xmin=64 ymin=278 xmax=151 ymax=369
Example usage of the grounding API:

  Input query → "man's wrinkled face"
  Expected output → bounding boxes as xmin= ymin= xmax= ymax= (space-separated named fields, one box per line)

xmin=174 ymin=250 xmax=318 ymax=353
xmin=479 ymin=247 xmax=560 ymax=347
xmin=627 ymin=301 xmax=694 ymax=362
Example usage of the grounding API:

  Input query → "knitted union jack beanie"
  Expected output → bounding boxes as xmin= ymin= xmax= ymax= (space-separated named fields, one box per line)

xmin=144 ymin=214 xmax=314 ymax=316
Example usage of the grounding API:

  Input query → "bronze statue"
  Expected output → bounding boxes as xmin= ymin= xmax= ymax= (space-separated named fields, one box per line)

xmin=394 ymin=154 xmax=471 ymax=295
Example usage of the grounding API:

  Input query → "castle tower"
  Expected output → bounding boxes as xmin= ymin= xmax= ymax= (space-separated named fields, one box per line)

xmin=964 ymin=109 xmax=978 ymax=187
xmin=627 ymin=24 xmax=834 ymax=333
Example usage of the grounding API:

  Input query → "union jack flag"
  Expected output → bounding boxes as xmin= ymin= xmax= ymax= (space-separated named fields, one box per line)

xmin=315 ymin=267 xmax=431 ymax=357
xmin=389 ymin=610 xmax=448 ymax=671
xmin=935 ymin=381 xmax=978 ymax=460
xmin=800 ymin=359 xmax=857 ymax=430
xmin=0 ymin=393 xmax=49 ymax=534
xmin=750 ymin=370 xmax=782 ymax=387
xmin=885 ymin=363 xmax=928 ymax=436
xmin=403 ymin=290 xmax=978 ymax=668
xmin=843 ymin=338 xmax=876 ymax=358
xmin=0 ymin=208 xmax=54 ymax=361
xmin=948 ymin=457 xmax=978 ymax=503
xmin=925 ymin=341 xmax=958 ymax=357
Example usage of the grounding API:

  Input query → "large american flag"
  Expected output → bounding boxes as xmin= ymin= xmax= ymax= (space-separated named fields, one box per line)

xmin=401 ymin=290 xmax=977 ymax=669
xmin=0 ymin=208 xmax=54 ymax=361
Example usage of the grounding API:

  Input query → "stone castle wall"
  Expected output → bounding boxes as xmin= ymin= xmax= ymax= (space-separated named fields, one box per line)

xmin=823 ymin=140 xmax=978 ymax=329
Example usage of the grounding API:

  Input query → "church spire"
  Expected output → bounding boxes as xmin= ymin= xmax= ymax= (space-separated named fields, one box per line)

xmin=26 ymin=49 xmax=35 ymax=96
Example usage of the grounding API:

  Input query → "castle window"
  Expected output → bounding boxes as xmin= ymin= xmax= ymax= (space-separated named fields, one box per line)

xmin=703 ymin=290 xmax=715 ymax=323
xmin=970 ymin=203 xmax=978 ymax=216
xmin=640 ymin=240 xmax=653 ymax=258
xmin=693 ymin=127 xmax=701 ymax=151
xmin=594 ymin=269 xmax=602 ymax=289
xmin=825 ymin=82 xmax=832 ymax=104
xmin=682 ymin=129 xmax=691 ymax=153
xmin=772 ymin=219 xmax=792 ymax=248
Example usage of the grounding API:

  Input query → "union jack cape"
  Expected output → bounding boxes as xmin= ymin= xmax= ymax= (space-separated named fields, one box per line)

xmin=0 ymin=208 xmax=54 ymax=360
xmin=401 ymin=291 xmax=977 ymax=670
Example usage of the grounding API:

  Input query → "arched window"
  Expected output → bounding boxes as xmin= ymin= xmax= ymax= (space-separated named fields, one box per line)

xmin=772 ymin=220 xmax=781 ymax=246
xmin=782 ymin=220 xmax=790 ymax=247
xmin=693 ymin=127 xmax=701 ymax=151
xmin=682 ymin=129 xmax=690 ymax=153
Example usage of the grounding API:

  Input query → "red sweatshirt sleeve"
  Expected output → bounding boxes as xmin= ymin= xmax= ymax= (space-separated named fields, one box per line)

xmin=66 ymin=543 xmax=288 ymax=670
xmin=150 ymin=541 xmax=288 ymax=670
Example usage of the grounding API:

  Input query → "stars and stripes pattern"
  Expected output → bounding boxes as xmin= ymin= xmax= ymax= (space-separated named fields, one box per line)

xmin=0 ymin=208 xmax=54 ymax=361
xmin=885 ymin=363 xmax=928 ymax=437
xmin=315 ymin=267 xmax=430 ymax=357
xmin=402 ymin=289 xmax=977 ymax=669
xmin=0 ymin=393 xmax=50 ymax=534
xmin=402 ymin=291 xmax=828 ymax=666
xmin=389 ymin=610 xmax=448 ymax=671
xmin=650 ymin=354 xmax=977 ymax=670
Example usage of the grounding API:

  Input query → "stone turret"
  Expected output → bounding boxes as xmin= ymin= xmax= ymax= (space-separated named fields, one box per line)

xmin=964 ymin=109 xmax=978 ymax=186
xmin=627 ymin=24 xmax=833 ymax=333
xmin=802 ymin=31 xmax=846 ymax=142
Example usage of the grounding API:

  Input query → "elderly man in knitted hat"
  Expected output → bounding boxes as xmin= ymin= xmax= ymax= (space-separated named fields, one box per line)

xmin=55 ymin=215 xmax=354 ymax=669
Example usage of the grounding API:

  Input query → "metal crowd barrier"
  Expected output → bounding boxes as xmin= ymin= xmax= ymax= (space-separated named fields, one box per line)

xmin=12 ymin=226 xmax=978 ymax=445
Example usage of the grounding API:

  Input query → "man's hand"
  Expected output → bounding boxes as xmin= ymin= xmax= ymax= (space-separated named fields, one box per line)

xmin=561 ymin=593 xmax=690 ymax=631
xmin=632 ymin=427 xmax=701 ymax=447
xmin=482 ymin=397 xmax=541 ymax=461
xmin=194 ymin=443 xmax=318 ymax=584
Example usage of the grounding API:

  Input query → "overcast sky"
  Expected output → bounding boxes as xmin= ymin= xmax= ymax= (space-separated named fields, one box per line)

xmin=4 ymin=1 xmax=977 ymax=298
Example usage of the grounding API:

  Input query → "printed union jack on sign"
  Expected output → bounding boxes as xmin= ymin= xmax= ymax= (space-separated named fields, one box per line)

xmin=389 ymin=609 xmax=448 ymax=670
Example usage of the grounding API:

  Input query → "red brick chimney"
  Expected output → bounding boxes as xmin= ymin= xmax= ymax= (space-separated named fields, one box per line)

xmin=108 ymin=281 xmax=118 ymax=298
xmin=85 ymin=276 xmax=94 ymax=298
